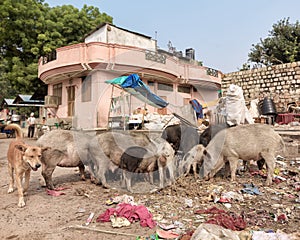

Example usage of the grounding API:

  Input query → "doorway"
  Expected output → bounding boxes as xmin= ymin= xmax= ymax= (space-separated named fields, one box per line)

xmin=67 ymin=86 xmax=75 ymax=117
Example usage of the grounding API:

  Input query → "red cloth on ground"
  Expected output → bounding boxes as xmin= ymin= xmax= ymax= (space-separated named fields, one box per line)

xmin=96 ymin=203 xmax=156 ymax=228
xmin=195 ymin=207 xmax=246 ymax=231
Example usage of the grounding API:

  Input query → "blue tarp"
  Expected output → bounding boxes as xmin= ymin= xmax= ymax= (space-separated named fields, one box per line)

xmin=105 ymin=74 xmax=169 ymax=108
xmin=190 ymin=99 xmax=203 ymax=119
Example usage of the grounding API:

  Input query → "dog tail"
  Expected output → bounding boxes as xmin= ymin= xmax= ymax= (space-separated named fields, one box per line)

xmin=4 ymin=123 xmax=23 ymax=139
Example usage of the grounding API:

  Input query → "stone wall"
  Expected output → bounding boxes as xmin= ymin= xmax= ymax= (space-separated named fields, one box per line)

xmin=222 ymin=61 xmax=300 ymax=112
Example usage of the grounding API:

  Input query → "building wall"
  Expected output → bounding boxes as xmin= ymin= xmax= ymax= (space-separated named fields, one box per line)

xmin=46 ymin=71 xmax=219 ymax=129
xmin=40 ymin=24 xmax=222 ymax=129
xmin=85 ymin=24 xmax=156 ymax=51
xmin=85 ymin=27 xmax=107 ymax=43
xmin=222 ymin=61 xmax=300 ymax=112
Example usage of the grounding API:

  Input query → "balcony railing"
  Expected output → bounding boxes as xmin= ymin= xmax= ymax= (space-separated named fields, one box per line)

xmin=42 ymin=51 xmax=57 ymax=64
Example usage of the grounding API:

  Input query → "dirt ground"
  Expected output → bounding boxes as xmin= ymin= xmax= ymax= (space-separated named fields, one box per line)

xmin=0 ymin=135 xmax=300 ymax=240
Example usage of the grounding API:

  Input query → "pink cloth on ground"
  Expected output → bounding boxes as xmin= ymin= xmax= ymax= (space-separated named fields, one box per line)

xmin=96 ymin=203 xmax=156 ymax=228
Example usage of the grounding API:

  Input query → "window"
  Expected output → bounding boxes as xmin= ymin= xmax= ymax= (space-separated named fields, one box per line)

xmin=148 ymin=81 xmax=154 ymax=86
xmin=82 ymin=76 xmax=92 ymax=102
xmin=178 ymin=85 xmax=191 ymax=93
xmin=157 ymin=83 xmax=173 ymax=91
xmin=53 ymin=83 xmax=62 ymax=105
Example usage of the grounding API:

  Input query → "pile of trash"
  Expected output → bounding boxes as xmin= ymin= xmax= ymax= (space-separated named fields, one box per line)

xmin=59 ymin=152 xmax=300 ymax=239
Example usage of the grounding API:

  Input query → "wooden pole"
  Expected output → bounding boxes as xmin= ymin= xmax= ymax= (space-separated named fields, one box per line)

xmin=63 ymin=225 xmax=139 ymax=237
xmin=107 ymin=85 xmax=115 ymax=129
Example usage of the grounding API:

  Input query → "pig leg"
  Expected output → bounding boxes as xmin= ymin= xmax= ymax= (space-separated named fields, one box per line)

xmin=91 ymin=152 xmax=110 ymax=188
xmin=42 ymin=164 xmax=56 ymax=190
xmin=78 ymin=162 xmax=86 ymax=181
xmin=124 ymin=171 xmax=133 ymax=192
xmin=120 ymin=169 xmax=126 ymax=188
xmin=192 ymin=162 xmax=198 ymax=179
xmin=224 ymin=162 xmax=231 ymax=178
xmin=184 ymin=162 xmax=192 ymax=176
xmin=148 ymin=172 xmax=154 ymax=185
xmin=97 ymin=168 xmax=110 ymax=188
xmin=168 ymin=162 xmax=175 ymax=184
xmin=260 ymin=152 xmax=275 ymax=186
xmin=158 ymin=166 xmax=165 ymax=188
xmin=227 ymin=157 xmax=239 ymax=182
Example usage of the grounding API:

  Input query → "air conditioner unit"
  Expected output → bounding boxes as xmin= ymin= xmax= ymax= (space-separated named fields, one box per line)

xmin=44 ymin=95 xmax=59 ymax=108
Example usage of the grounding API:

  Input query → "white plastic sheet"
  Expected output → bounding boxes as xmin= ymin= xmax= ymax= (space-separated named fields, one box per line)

xmin=225 ymin=84 xmax=254 ymax=126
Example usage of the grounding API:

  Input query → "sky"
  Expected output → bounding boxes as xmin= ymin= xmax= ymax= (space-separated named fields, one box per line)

xmin=46 ymin=0 xmax=300 ymax=73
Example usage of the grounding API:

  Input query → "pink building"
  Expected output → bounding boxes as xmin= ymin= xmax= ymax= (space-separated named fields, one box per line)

xmin=38 ymin=23 xmax=222 ymax=129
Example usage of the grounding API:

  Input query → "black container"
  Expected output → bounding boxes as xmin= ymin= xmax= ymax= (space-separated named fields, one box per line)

xmin=259 ymin=97 xmax=277 ymax=115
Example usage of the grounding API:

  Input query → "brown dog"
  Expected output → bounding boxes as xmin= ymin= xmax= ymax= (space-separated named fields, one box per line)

xmin=5 ymin=124 xmax=47 ymax=207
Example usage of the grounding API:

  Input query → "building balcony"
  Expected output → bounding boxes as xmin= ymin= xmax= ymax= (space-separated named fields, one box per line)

xmin=38 ymin=42 xmax=222 ymax=88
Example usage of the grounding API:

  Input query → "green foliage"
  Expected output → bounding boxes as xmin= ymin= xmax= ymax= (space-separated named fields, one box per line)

xmin=239 ymin=63 xmax=251 ymax=71
xmin=248 ymin=18 xmax=300 ymax=66
xmin=0 ymin=0 xmax=112 ymax=99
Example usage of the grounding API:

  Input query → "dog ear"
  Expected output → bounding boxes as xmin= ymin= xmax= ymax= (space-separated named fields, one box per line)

xmin=41 ymin=147 xmax=51 ymax=152
xmin=15 ymin=144 xmax=27 ymax=152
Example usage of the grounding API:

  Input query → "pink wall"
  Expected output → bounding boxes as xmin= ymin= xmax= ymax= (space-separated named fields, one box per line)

xmin=39 ymin=42 xmax=222 ymax=129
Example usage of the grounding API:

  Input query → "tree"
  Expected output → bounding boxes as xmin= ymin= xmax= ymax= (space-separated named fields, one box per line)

xmin=0 ymin=0 xmax=112 ymax=100
xmin=248 ymin=18 xmax=300 ymax=66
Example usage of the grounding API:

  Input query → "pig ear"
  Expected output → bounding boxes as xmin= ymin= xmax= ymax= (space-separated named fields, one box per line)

xmin=203 ymin=149 xmax=212 ymax=159
xmin=15 ymin=144 xmax=27 ymax=152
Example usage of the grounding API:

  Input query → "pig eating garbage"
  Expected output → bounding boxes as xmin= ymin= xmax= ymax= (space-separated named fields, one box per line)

xmin=199 ymin=124 xmax=285 ymax=185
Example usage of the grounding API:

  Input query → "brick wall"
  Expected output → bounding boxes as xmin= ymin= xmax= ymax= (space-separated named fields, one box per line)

xmin=222 ymin=61 xmax=300 ymax=112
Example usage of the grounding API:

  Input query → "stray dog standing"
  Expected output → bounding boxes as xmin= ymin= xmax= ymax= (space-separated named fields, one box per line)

xmin=5 ymin=124 xmax=47 ymax=207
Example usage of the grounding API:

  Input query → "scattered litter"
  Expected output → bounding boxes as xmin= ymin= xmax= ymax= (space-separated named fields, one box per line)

xmin=222 ymin=191 xmax=244 ymax=202
xmin=158 ymin=223 xmax=177 ymax=231
xmin=217 ymin=196 xmax=231 ymax=203
xmin=274 ymin=168 xmax=281 ymax=175
xmin=241 ymin=183 xmax=262 ymax=195
xmin=85 ymin=212 xmax=94 ymax=226
xmin=156 ymin=229 xmax=180 ymax=239
xmin=77 ymin=207 xmax=86 ymax=213
xmin=275 ymin=213 xmax=288 ymax=222
xmin=105 ymin=198 xmax=114 ymax=205
xmin=110 ymin=215 xmax=131 ymax=228
xmin=173 ymin=220 xmax=185 ymax=229
xmin=106 ymin=194 xmax=136 ymax=206
xmin=191 ymin=223 xmax=240 ymax=240
xmin=274 ymin=175 xmax=286 ymax=181
xmin=184 ymin=198 xmax=193 ymax=208
xmin=276 ymin=155 xmax=285 ymax=161
xmin=97 ymin=203 xmax=156 ymax=228
xmin=180 ymin=230 xmax=194 ymax=240
xmin=223 ymin=203 xmax=232 ymax=209
xmin=250 ymin=170 xmax=267 ymax=178
xmin=46 ymin=189 xmax=66 ymax=196
xmin=276 ymin=161 xmax=287 ymax=168
xmin=252 ymin=230 xmax=291 ymax=240
xmin=194 ymin=207 xmax=246 ymax=231
xmin=136 ymin=233 xmax=158 ymax=240
xmin=152 ymin=213 xmax=164 ymax=221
